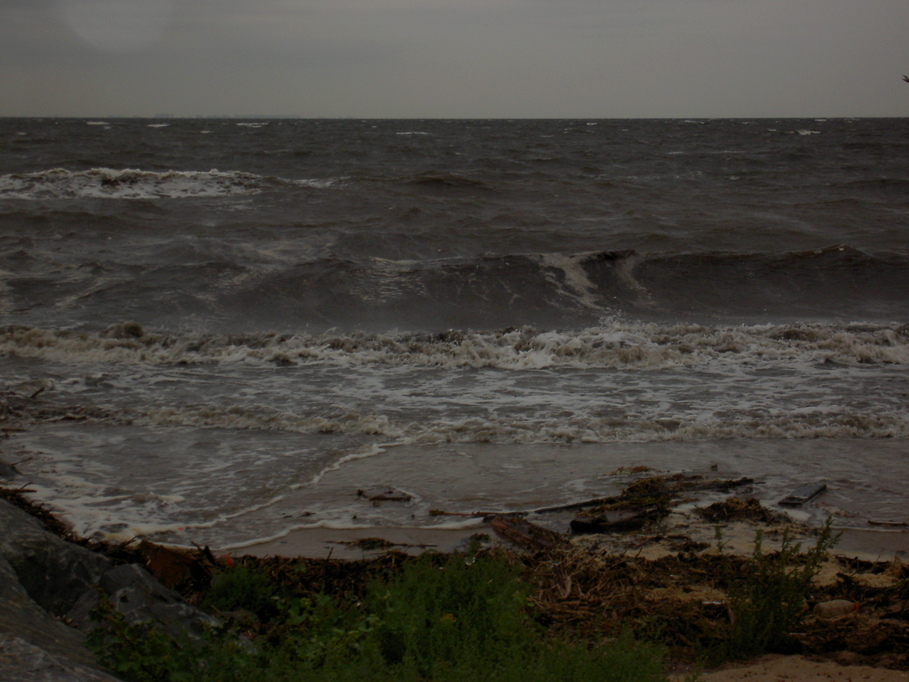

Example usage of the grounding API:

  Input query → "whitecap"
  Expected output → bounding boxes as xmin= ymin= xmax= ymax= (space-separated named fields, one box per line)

xmin=0 ymin=167 xmax=266 ymax=200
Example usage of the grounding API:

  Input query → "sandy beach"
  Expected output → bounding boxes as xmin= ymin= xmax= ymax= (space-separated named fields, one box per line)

xmin=229 ymin=486 xmax=909 ymax=681
xmin=244 ymin=530 xmax=909 ymax=681
xmin=237 ymin=514 xmax=909 ymax=564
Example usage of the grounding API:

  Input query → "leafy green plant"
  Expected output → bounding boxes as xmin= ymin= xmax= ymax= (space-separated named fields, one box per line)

xmin=88 ymin=599 xmax=186 ymax=682
xmin=203 ymin=564 xmax=277 ymax=618
xmin=363 ymin=552 xmax=532 ymax=677
xmin=87 ymin=597 xmax=253 ymax=682
xmin=722 ymin=520 xmax=839 ymax=660
xmin=361 ymin=551 xmax=668 ymax=681
xmin=272 ymin=592 xmax=378 ymax=669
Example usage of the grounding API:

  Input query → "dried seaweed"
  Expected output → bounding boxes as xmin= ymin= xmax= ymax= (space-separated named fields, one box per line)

xmin=697 ymin=497 xmax=785 ymax=524
xmin=571 ymin=474 xmax=754 ymax=534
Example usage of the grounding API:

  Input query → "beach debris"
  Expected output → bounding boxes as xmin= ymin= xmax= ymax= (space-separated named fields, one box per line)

xmin=778 ymin=483 xmax=827 ymax=507
xmin=867 ymin=519 xmax=908 ymax=527
xmin=357 ymin=486 xmax=413 ymax=503
xmin=330 ymin=537 xmax=438 ymax=552
xmin=138 ymin=540 xmax=215 ymax=592
xmin=610 ymin=465 xmax=654 ymax=476
xmin=1 ymin=384 xmax=48 ymax=421
xmin=0 ymin=459 xmax=21 ymax=480
xmin=427 ymin=473 xmax=756 ymax=538
xmin=489 ymin=515 xmax=569 ymax=551
xmin=343 ymin=537 xmax=397 ymax=551
xmin=571 ymin=506 xmax=665 ymax=534
xmin=570 ymin=474 xmax=754 ymax=536
xmin=696 ymin=496 xmax=784 ymax=524
xmin=813 ymin=599 xmax=859 ymax=620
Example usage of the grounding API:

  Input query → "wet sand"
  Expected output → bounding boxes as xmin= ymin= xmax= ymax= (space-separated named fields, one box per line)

xmin=237 ymin=508 xmax=909 ymax=563
xmin=224 ymin=439 xmax=909 ymax=567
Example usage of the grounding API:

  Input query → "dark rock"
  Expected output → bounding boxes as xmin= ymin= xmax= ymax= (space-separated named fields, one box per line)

xmin=0 ymin=634 xmax=121 ymax=682
xmin=0 ymin=500 xmax=111 ymax=616
xmin=0 ymin=552 xmax=107 ymax=675
xmin=0 ymin=497 xmax=218 ymax=679
xmin=95 ymin=564 xmax=218 ymax=640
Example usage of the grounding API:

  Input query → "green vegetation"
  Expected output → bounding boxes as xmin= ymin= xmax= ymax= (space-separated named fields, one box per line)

xmin=718 ymin=520 xmax=839 ymax=660
xmin=89 ymin=551 xmax=669 ymax=681
xmin=87 ymin=521 xmax=842 ymax=680
xmin=203 ymin=564 xmax=278 ymax=618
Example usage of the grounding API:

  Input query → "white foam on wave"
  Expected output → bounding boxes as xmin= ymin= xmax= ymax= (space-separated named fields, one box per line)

xmin=0 ymin=167 xmax=341 ymax=200
xmin=0 ymin=167 xmax=265 ymax=200
xmin=124 ymin=407 xmax=909 ymax=443
xmin=4 ymin=321 xmax=908 ymax=370
xmin=137 ymin=405 xmax=403 ymax=440
xmin=11 ymin=375 xmax=902 ymax=445
xmin=293 ymin=177 xmax=341 ymax=189
xmin=14 ymin=477 xmax=188 ymax=542
xmin=302 ymin=323 xmax=909 ymax=371
xmin=539 ymin=253 xmax=604 ymax=311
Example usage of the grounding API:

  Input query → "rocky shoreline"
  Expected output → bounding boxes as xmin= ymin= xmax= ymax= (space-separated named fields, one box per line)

xmin=0 ymin=493 xmax=217 ymax=681
xmin=2 ymin=481 xmax=908 ymax=681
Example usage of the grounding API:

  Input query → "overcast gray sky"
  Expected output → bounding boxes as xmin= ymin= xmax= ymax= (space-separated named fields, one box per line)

xmin=2 ymin=0 xmax=908 ymax=118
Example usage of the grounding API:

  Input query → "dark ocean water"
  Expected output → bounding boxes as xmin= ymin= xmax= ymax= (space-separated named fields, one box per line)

xmin=1 ymin=118 xmax=908 ymax=548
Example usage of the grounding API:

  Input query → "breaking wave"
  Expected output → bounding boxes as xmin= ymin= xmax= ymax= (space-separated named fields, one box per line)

xmin=5 ymin=389 xmax=905 ymax=443
xmin=3 ymin=321 xmax=908 ymax=370
xmin=0 ymin=167 xmax=334 ymax=200
xmin=135 ymin=405 xmax=909 ymax=443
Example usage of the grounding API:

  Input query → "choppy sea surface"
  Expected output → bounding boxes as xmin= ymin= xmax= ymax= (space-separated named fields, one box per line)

xmin=1 ymin=118 xmax=907 ymax=549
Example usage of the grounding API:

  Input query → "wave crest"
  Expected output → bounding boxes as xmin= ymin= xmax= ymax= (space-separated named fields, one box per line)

xmin=4 ymin=321 xmax=908 ymax=369
xmin=0 ymin=167 xmax=334 ymax=200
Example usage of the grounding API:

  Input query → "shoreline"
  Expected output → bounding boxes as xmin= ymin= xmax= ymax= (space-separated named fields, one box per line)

xmin=5 ymin=431 xmax=909 ymax=553
xmin=2 ymin=486 xmax=908 ymax=680
xmin=233 ymin=517 xmax=909 ymax=563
